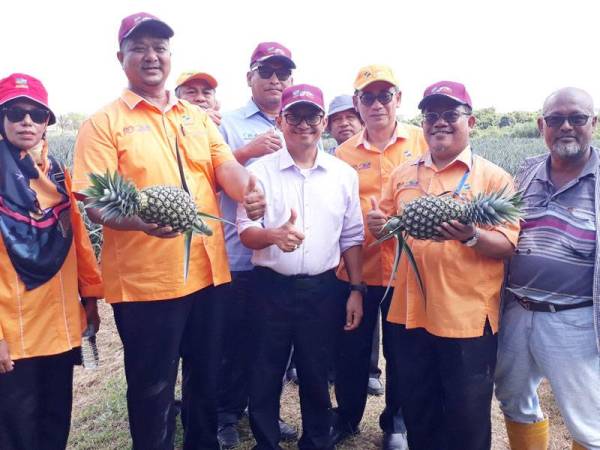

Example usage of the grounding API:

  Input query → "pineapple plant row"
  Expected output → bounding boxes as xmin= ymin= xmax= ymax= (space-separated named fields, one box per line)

xmin=373 ymin=187 xmax=523 ymax=301
xmin=84 ymin=171 xmax=231 ymax=279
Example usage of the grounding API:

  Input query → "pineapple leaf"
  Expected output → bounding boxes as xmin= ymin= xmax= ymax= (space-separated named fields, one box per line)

xmin=183 ymin=230 xmax=192 ymax=282
xmin=400 ymin=233 xmax=426 ymax=304
xmin=197 ymin=211 xmax=235 ymax=226
xmin=380 ymin=234 xmax=403 ymax=304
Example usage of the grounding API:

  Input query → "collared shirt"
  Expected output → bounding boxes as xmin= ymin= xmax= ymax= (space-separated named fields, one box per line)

xmin=72 ymin=89 xmax=234 ymax=303
xmin=335 ymin=122 xmax=428 ymax=286
xmin=219 ymin=99 xmax=278 ymax=271
xmin=383 ymin=147 xmax=520 ymax=338
xmin=508 ymin=150 xmax=597 ymax=303
xmin=237 ymin=148 xmax=364 ymax=276
xmin=0 ymin=170 xmax=103 ymax=359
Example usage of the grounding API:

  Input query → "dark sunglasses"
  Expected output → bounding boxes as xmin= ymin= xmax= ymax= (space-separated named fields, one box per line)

xmin=543 ymin=114 xmax=590 ymax=128
xmin=284 ymin=113 xmax=324 ymax=126
xmin=422 ymin=110 xmax=470 ymax=125
xmin=254 ymin=66 xmax=292 ymax=81
xmin=3 ymin=107 xmax=50 ymax=124
xmin=358 ymin=90 xmax=395 ymax=107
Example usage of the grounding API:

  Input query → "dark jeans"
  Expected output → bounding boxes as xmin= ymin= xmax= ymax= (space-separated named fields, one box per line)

xmin=334 ymin=286 xmax=406 ymax=433
xmin=217 ymin=270 xmax=255 ymax=426
xmin=113 ymin=285 xmax=227 ymax=450
xmin=249 ymin=267 xmax=341 ymax=450
xmin=0 ymin=349 xmax=78 ymax=450
xmin=387 ymin=322 xmax=497 ymax=450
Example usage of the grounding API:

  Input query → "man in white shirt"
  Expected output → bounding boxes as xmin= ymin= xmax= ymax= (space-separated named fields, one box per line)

xmin=237 ymin=84 xmax=365 ymax=450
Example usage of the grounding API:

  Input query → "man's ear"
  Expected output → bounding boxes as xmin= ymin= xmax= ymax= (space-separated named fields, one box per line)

xmin=246 ymin=71 xmax=253 ymax=88
xmin=117 ymin=51 xmax=124 ymax=67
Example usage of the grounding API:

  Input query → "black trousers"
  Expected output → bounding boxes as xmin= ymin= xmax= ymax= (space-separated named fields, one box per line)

xmin=249 ymin=267 xmax=342 ymax=450
xmin=387 ymin=323 xmax=497 ymax=450
xmin=0 ymin=349 xmax=78 ymax=450
xmin=113 ymin=285 xmax=227 ymax=450
xmin=217 ymin=270 xmax=255 ymax=426
xmin=334 ymin=286 xmax=406 ymax=433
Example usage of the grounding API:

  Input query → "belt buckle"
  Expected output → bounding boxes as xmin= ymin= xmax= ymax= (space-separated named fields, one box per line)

xmin=518 ymin=298 xmax=531 ymax=310
xmin=548 ymin=303 xmax=557 ymax=313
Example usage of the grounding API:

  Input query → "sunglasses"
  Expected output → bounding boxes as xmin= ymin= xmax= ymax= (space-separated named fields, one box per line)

xmin=358 ymin=90 xmax=396 ymax=107
xmin=422 ymin=110 xmax=470 ymax=125
xmin=3 ymin=107 xmax=50 ymax=124
xmin=284 ymin=113 xmax=324 ymax=126
xmin=254 ymin=66 xmax=292 ymax=81
xmin=543 ymin=114 xmax=590 ymax=128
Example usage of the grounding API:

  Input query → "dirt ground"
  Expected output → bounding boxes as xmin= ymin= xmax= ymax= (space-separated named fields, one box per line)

xmin=68 ymin=302 xmax=572 ymax=449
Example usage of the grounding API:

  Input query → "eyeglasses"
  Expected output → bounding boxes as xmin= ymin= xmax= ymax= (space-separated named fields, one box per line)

xmin=422 ymin=110 xmax=470 ymax=125
xmin=254 ymin=66 xmax=292 ymax=81
xmin=358 ymin=90 xmax=395 ymax=107
xmin=283 ymin=113 xmax=324 ymax=126
xmin=3 ymin=107 xmax=50 ymax=124
xmin=543 ymin=114 xmax=590 ymax=128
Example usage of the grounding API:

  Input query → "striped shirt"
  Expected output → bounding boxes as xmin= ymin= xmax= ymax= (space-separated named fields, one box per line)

xmin=508 ymin=150 xmax=597 ymax=303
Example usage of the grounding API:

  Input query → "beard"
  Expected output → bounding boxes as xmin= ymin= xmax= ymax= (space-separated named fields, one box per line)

xmin=552 ymin=139 xmax=588 ymax=160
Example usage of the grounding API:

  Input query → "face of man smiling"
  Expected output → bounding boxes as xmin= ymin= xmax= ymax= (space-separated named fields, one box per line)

xmin=118 ymin=32 xmax=171 ymax=92
xmin=422 ymin=97 xmax=475 ymax=166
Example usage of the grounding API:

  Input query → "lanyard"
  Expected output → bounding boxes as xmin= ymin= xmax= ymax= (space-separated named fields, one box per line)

xmin=416 ymin=154 xmax=473 ymax=197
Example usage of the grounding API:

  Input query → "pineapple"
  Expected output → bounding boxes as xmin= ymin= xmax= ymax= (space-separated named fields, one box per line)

xmin=373 ymin=187 xmax=523 ymax=302
xmin=84 ymin=171 xmax=230 ymax=280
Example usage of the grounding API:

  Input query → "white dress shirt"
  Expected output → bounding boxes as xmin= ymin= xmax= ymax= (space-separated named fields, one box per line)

xmin=237 ymin=147 xmax=364 ymax=276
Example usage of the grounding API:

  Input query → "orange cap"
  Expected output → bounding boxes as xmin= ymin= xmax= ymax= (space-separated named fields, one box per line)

xmin=353 ymin=64 xmax=399 ymax=91
xmin=176 ymin=71 xmax=218 ymax=90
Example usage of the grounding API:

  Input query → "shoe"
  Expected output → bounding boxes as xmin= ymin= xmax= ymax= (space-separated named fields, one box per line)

xmin=382 ymin=432 xmax=408 ymax=450
xmin=367 ymin=377 xmax=384 ymax=396
xmin=279 ymin=419 xmax=298 ymax=442
xmin=285 ymin=367 xmax=299 ymax=385
xmin=218 ymin=423 xmax=241 ymax=449
xmin=330 ymin=423 xmax=360 ymax=446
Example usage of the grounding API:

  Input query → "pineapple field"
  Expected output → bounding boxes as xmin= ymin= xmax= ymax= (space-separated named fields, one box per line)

xmin=50 ymin=133 xmax=575 ymax=449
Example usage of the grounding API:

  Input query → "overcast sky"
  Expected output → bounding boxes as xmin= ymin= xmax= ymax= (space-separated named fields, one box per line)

xmin=3 ymin=0 xmax=599 ymax=119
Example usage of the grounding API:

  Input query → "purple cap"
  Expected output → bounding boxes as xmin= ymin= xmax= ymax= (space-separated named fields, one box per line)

xmin=418 ymin=81 xmax=472 ymax=110
xmin=118 ymin=12 xmax=174 ymax=45
xmin=281 ymin=84 xmax=325 ymax=112
xmin=250 ymin=42 xmax=296 ymax=69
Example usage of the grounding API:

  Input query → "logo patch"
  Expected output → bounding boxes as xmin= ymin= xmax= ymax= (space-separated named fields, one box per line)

xmin=352 ymin=161 xmax=371 ymax=171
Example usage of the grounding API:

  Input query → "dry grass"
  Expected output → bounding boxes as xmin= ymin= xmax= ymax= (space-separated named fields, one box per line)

xmin=68 ymin=302 xmax=571 ymax=449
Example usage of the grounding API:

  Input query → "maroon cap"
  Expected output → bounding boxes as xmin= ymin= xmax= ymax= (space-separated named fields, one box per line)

xmin=281 ymin=84 xmax=324 ymax=112
xmin=418 ymin=81 xmax=472 ymax=110
xmin=118 ymin=12 xmax=174 ymax=45
xmin=0 ymin=73 xmax=56 ymax=125
xmin=250 ymin=42 xmax=296 ymax=69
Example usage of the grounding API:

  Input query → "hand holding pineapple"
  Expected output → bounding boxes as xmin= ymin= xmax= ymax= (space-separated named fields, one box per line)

xmin=433 ymin=220 xmax=477 ymax=243
xmin=242 ymin=174 xmax=266 ymax=221
xmin=271 ymin=208 xmax=304 ymax=253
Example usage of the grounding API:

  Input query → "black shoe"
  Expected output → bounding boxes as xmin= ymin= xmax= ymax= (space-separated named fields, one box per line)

xmin=279 ymin=419 xmax=298 ymax=442
xmin=330 ymin=423 xmax=360 ymax=446
xmin=218 ymin=424 xmax=240 ymax=449
xmin=382 ymin=432 xmax=408 ymax=450
xmin=367 ymin=377 xmax=384 ymax=396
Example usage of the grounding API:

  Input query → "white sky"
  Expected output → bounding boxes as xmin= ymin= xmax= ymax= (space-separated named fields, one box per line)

xmin=3 ymin=0 xmax=599 ymax=119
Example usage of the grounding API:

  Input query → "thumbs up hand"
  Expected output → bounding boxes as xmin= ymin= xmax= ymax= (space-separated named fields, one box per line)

xmin=366 ymin=196 xmax=388 ymax=238
xmin=243 ymin=174 xmax=266 ymax=220
xmin=272 ymin=208 xmax=305 ymax=252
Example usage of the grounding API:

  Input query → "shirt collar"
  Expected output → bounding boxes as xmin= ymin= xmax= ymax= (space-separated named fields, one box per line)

xmin=278 ymin=146 xmax=329 ymax=172
xmin=358 ymin=121 xmax=410 ymax=151
xmin=535 ymin=146 xmax=599 ymax=182
xmin=120 ymin=89 xmax=180 ymax=112
xmin=244 ymin=98 xmax=277 ymax=124
xmin=415 ymin=145 xmax=473 ymax=171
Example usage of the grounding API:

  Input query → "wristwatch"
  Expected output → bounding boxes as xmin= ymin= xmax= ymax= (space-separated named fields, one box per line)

xmin=349 ymin=283 xmax=368 ymax=296
xmin=462 ymin=228 xmax=481 ymax=247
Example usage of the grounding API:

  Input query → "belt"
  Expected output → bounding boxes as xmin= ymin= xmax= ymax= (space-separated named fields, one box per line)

xmin=254 ymin=266 xmax=336 ymax=282
xmin=515 ymin=296 xmax=593 ymax=313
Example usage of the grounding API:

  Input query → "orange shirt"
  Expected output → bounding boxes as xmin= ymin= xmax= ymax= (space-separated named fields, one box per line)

xmin=382 ymin=147 xmax=520 ymax=338
xmin=0 ymin=168 xmax=103 ymax=360
xmin=335 ymin=123 xmax=427 ymax=286
xmin=72 ymin=90 xmax=234 ymax=303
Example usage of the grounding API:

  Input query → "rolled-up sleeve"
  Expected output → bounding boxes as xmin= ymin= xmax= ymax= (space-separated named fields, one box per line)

xmin=236 ymin=167 xmax=265 ymax=235
xmin=340 ymin=171 xmax=365 ymax=253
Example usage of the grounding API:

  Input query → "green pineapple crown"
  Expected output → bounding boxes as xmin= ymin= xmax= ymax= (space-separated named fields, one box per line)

xmin=84 ymin=171 xmax=141 ymax=222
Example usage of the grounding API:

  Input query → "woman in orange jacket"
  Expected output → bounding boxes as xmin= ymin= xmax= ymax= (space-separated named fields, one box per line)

xmin=0 ymin=73 xmax=103 ymax=450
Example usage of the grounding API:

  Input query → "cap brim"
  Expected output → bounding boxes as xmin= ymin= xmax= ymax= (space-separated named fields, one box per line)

xmin=418 ymin=94 xmax=467 ymax=110
xmin=255 ymin=55 xmax=296 ymax=69
xmin=122 ymin=19 xmax=174 ymax=42
xmin=177 ymin=73 xmax=218 ymax=89
xmin=283 ymin=100 xmax=325 ymax=113
xmin=328 ymin=105 xmax=356 ymax=118
xmin=0 ymin=95 xmax=56 ymax=125
xmin=354 ymin=78 xmax=397 ymax=91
